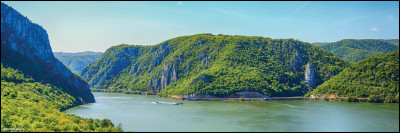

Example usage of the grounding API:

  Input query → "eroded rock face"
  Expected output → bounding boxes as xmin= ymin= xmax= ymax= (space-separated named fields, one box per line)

xmin=147 ymin=61 xmax=178 ymax=93
xmin=1 ymin=3 xmax=95 ymax=103
xmin=304 ymin=63 xmax=316 ymax=88
xmin=290 ymin=51 xmax=303 ymax=72
xmin=1 ymin=3 xmax=52 ymax=63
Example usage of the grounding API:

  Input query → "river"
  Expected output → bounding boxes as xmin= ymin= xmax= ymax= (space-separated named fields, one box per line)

xmin=65 ymin=92 xmax=399 ymax=132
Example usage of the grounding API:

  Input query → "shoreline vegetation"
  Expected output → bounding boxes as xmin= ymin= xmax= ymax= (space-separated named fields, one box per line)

xmin=1 ymin=64 xmax=124 ymax=132
xmin=90 ymin=89 xmax=399 ymax=103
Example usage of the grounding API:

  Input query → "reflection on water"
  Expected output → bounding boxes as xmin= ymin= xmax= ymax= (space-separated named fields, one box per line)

xmin=65 ymin=92 xmax=399 ymax=132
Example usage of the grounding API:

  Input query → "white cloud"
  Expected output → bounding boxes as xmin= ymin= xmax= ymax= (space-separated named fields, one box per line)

xmin=371 ymin=27 xmax=379 ymax=32
xmin=177 ymin=2 xmax=184 ymax=6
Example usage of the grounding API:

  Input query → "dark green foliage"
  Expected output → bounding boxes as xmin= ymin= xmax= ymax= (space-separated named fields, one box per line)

xmin=1 ymin=64 xmax=123 ymax=132
xmin=319 ymin=39 xmax=399 ymax=62
xmin=312 ymin=42 xmax=330 ymax=46
xmin=384 ymin=93 xmax=395 ymax=103
xmin=367 ymin=95 xmax=384 ymax=103
xmin=323 ymin=96 xmax=329 ymax=101
xmin=382 ymin=39 xmax=399 ymax=46
xmin=82 ymin=34 xmax=350 ymax=97
xmin=347 ymin=96 xmax=356 ymax=102
xmin=310 ymin=50 xmax=399 ymax=103
xmin=54 ymin=51 xmax=103 ymax=74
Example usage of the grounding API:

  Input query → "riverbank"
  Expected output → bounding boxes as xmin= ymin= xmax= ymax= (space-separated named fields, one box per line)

xmin=309 ymin=94 xmax=399 ymax=103
xmin=91 ymin=89 xmax=310 ymax=101
xmin=171 ymin=96 xmax=309 ymax=101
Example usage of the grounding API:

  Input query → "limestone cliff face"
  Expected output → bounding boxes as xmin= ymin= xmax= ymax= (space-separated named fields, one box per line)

xmin=290 ymin=51 xmax=303 ymax=72
xmin=146 ymin=44 xmax=178 ymax=93
xmin=304 ymin=63 xmax=316 ymax=88
xmin=1 ymin=3 xmax=95 ymax=103
xmin=1 ymin=3 xmax=52 ymax=62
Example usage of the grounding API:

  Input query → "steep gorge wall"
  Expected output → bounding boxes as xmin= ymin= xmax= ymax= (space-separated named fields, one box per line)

xmin=1 ymin=3 xmax=94 ymax=103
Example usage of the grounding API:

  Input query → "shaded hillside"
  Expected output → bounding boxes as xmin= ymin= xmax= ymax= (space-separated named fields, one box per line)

xmin=1 ymin=3 xmax=94 ymax=103
xmin=309 ymin=50 xmax=399 ymax=103
xmin=54 ymin=51 xmax=103 ymax=74
xmin=82 ymin=34 xmax=350 ymax=98
xmin=318 ymin=39 xmax=399 ymax=62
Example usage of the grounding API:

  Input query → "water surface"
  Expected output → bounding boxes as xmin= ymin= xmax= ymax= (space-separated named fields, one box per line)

xmin=65 ymin=92 xmax=399 ymax=132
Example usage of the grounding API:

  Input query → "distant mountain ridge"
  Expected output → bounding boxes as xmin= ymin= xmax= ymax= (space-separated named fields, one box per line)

xmin=318 ymin=39 xmax=399 ymax=62
xmin=382 ymin=39 xmax=399 ymax=46
xmin=54 ymin=51 xmax=103 ymax=56
xmin=54 ymin=51 xmax=103 ymax=74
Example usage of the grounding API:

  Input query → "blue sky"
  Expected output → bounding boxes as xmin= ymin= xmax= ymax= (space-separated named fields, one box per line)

xmin=3 ymin=1 xmax=399 ymax=52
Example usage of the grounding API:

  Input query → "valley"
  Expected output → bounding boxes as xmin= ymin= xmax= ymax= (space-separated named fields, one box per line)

xmin=1 ymin=1 xmax=398 ymax=132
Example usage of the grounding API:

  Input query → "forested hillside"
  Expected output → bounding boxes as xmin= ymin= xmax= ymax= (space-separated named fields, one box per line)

xmin=309 ymin=50 xmax=399 ymax=103
xmin=1 ymin=64 xmax=123 ymax=132
xmin=383 ymin=39 xmax=399 ymax=46
xmin=82 ymin=34 xmax=350 ymax=98
xmin=318 ymin=39 xmax=399 ymax=62
xmin=54 ymin=51 xmax=103 ymax=74
xmin=1 ymin=3 xmax=94 ymax=104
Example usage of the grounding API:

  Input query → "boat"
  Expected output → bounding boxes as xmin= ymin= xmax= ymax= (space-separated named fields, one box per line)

xmin=154 ymin=101 xmax=183 ymax=105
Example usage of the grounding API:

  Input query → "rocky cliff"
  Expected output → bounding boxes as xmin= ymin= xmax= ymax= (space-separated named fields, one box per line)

xmin=304 ymin=63 xmax=316 ymax=88
xmin=82 ymin=34 xmax=350 ymax=97
xmin=1 ymin=3 xmax=95 ymax=104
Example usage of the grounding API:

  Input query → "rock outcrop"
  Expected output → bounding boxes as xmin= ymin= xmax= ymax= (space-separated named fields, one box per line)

xmin=1 ymin=3 xmax=95 ymax=103
xmin=304 ymin=63 xmax=316 ymax=88
xmin=290 ymin=50 xmax=303 ymax=72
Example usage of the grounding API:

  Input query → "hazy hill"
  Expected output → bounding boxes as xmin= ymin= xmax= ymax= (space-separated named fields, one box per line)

xmin=318 ymin=39 xmax=399 ymax=62
xmin=382 ymin=39 xmax=399 ymax=46
xmin=54 ymin=51 xmax=103 ymax=74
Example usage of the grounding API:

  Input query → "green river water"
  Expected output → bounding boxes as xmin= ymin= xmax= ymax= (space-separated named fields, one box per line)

xmin=64 ymin=92 xmax=399 ymax=132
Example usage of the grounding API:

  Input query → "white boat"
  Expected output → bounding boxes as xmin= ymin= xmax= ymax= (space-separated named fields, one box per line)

xmin=154 ymin=101 xmax=182 ymax=105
